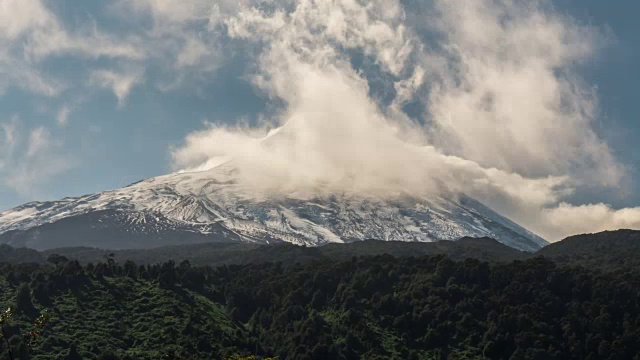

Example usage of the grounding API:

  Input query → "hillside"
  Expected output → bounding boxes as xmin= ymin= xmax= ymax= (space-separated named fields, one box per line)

xmin=0 ymin=237 xmax=527 ymax=267
xmin=1 ymin=230 xmax=640 ymax=272
xmin=1 ymin=252 xmax=639 ymax=359
xmin=536 ymin=229 xmax=640 ymax=271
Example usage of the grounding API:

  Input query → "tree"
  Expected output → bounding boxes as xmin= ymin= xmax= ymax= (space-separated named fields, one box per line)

xmin=123 ymin=261 xmax=138 ymax=279
xmin=9 ymin=334 xmax=29 ymax=360
xmin=103 ymin=253 xmax=116 ymax=268
xmin=66 ymin=343 xmax=82 ymax=360
xmin=15 ymin=284 xmax=36 ymax=316
xmin=158 ymin=261 xmax=176 ymax=289
xmin=0 ymin=308 xmax=16 ymax=360
xmin=97 ymin=350 xmax=120 ymax=360
xmin=31 ymin=283 xmax=50 ymax=306
xmin=47 ymin=254 xmax=69 ymax=266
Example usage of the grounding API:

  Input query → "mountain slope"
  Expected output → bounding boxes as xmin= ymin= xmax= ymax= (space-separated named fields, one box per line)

xmin=0 ymin=164 xmax=547 ymax=251
xmin=536 ymin=229 xmax=640 ymax=271
xmin=26 ymin=237 xmax=524 ymax=267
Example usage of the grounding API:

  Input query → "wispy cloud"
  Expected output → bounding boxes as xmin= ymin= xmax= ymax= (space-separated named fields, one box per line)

xmin=56 ymin=105 xmax=71 ymax=127
xmin=112 ymin=0 xmax=228 ymax=86
xmin=0 ymin=117 xmax=19 ymax=178
xmin=90 ymin=68 xmax=144 ymax=107
xmin=0 ymin=0 xmax=224 ymax=99
xmin=424 ymin=0 xmax=619 ymax=185
xmin=0 ymin=115 xmax=74 ymax=197
xmin=0 ymin=0 xmax=144 ymax=96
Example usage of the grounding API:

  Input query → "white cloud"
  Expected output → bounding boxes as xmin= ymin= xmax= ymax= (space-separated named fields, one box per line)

xmin=56 ymin=105 xmax=71 ymax=127
xmin=0 ymin=116 xmax=17 ymax=151
xmin=0 ymin=0 xmax=144 ymax=60
xmin=0 ymin=49 xmax=65 ymax=96
xmin=0 ymin=116 xmax=74 ymax=197
xmin=538 ymin=203 xmax=640 ymax=241
xmin=0 ymin=0 xmax=231 ymax=97
xmin=424 ymin=0 xmax=620 ymax=186
xmin=90 ymin=68 xmax=144 ymax=107
xmin=118 ymin=0 xmax=214 ymax=23
xmin=113 ymin=0 xmax=230 ymax=85
xmin=0 ymin=0 xmax=144 ymax=97
xmin=170 ymin=0 xmax=638 ymax=242
xmin=0 ymin=116 xmax=19 ymax=173
xmin=26 ymin=126 xmax=50 ymax=158
xmin=175 ymin=37 xmax=214 ymax=69
xmin=0 ymin=0 xmax=51 ymax=40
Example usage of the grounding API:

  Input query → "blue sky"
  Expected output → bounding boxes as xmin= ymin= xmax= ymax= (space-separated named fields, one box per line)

xmin=0 ymin=0 xmax=638 ymax=240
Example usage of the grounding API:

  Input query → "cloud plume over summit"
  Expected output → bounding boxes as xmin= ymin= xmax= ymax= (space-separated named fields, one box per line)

xmin=169 ymin=0 xmax=635 ymax=241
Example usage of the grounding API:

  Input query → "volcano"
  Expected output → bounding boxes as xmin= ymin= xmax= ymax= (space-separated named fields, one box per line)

xmin=0 ymin=158 xmax=546 ymax=251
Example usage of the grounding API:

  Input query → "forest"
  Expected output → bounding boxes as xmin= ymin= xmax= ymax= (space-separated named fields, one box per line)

xmin=0 ymin=231 xmax=639 ymax=359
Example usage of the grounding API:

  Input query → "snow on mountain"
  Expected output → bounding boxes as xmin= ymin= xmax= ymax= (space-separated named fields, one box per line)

xmin=0 ymin=161 xmax=547 ymax=251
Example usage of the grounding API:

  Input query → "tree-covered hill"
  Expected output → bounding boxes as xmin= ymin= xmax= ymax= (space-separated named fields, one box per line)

xmin=0 ymin=237 xmax=528 ymax=268
xmin=536 ymin=229 xmax=640 ymax=271
xmin=0 ymin=230 xmax=638 ymax=358
xmin=0 ymin=251 xmax=639 ymax=359
xmin=66 ymin=236 xmax=527 ymax=266
xmin=37 ymin=230 xmax=640 ymax=272
xmin=0 ymin=245 xmax=42 ymax=265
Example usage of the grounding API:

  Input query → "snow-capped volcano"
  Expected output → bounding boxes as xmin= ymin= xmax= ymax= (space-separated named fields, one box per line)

xmin=0 ymin=159 xmax=547 ymax=251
